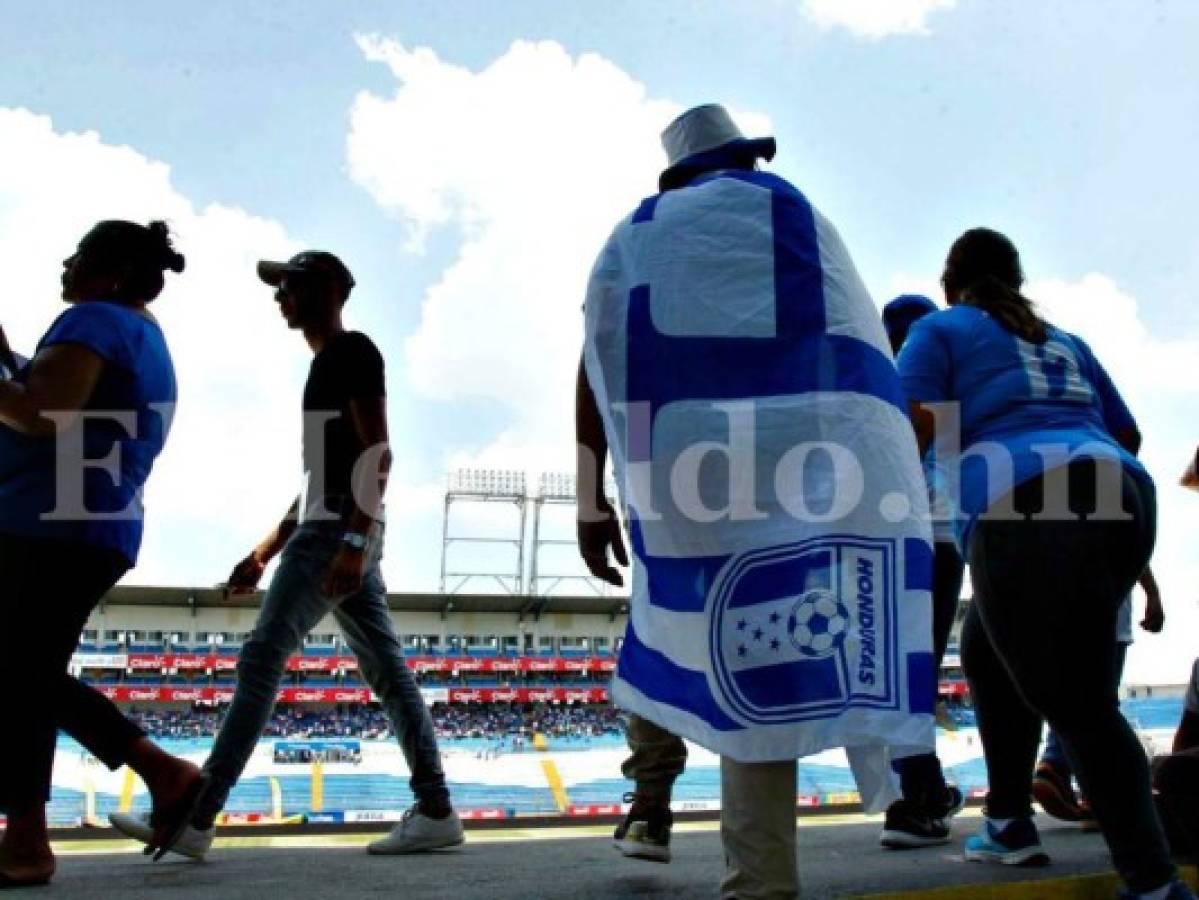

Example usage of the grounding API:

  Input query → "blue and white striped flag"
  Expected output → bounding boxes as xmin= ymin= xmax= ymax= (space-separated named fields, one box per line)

xmin=583 ymin=171 xmax=936 ymax=788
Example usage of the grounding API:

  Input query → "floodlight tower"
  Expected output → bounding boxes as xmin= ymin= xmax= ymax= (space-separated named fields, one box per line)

xmin=439 ymin=468 xmax=528 ymax=595
xmin=529 ymin=471 xmax=620 ymax=597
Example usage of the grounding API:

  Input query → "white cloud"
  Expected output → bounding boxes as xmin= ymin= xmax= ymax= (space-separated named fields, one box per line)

xmin=887 ymin=271 xmax=1199 ymax=684
xmin=0 ymin=108 xmax=309 ymax=586
xmin=346 ymin=38 xmax=776 ymax=593
xmin=347 ymin=36 xmax=769 ymax=479
xmin=801 ymin=0 xmax=957 ymax=39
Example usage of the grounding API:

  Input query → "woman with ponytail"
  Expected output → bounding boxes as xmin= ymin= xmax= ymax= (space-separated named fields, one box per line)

xmin=896 ymin=228 xmax=1189 ymax=899
xmin=0 ymin=220 xmax=204 ymax=887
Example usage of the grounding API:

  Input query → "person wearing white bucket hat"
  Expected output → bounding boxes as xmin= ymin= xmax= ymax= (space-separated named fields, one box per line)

xmin=657 ymin=103 xmax=776 ymax=192
xmin=583 ymin=102 xmax=781 ymax=877
xmin=579 ymin=103 xmax=937 ymax=900
xmin=587 ymin=105 xmax=782 ymax=873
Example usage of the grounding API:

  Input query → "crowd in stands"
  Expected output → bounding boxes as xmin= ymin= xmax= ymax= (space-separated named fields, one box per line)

xmin=123 ymin=703 xmax=624 ymax=743
xmin=434 ymin=702 xmax=622 ymax=740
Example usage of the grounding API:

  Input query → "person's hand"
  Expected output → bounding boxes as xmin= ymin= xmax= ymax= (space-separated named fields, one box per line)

xmin=577 ymin=500 xmax=629 ymax=587
xmin=1140 ymin=585 xmax=1165 ymax=634
xmin=1182 ymin=446 xmax=1199 ymax=492
xmin=324 ymin=545 xmax=367 ymax=597
xmin=222 ymin=550 xmax=266 ymax=600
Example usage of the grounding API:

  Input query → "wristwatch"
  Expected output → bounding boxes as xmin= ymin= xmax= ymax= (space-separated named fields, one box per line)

xmin=342 ymin=531 xmax=369 ymax=552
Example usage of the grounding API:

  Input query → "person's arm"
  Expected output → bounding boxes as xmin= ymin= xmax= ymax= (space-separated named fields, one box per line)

xmin=323 ymin=395 xmax=392 ymax=597
xmin=908 ymin=401 xmax=936 ymax=458
xmin=1077 ymin=336 xmax=1142 ymax=455
xmin=1175 ymin=710 xmax=1199 ymax=753
xmin=1182 ymin=446 xmax=1199 ymax=491
xmin=575 ymin=356 xmax=627 ymax=586
xmin=1177 ymin=662 xmax=1199 ymax=752
xmin=1137 ymin=565 xmax=1164 ymax=633
xmin=895 ymin=318 xmax=950 ymax=459
xmin=1111 ymin=426 xmax=1141 ymax=457
xmin=223 ymin=497 xmax=300 ymax=598
xmin=0 ymin=344 xmax=105 ymax=436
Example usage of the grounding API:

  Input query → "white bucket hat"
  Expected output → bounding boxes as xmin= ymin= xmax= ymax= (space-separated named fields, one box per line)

xmin=659 ymin=103 xmax=776 ymax=190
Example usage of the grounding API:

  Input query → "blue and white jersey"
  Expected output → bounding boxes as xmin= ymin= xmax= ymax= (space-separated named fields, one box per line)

xmin=584 ymin=170 xmax=935 ymax=786
xmin=897 ymin=305 xmax=1150 ymax=550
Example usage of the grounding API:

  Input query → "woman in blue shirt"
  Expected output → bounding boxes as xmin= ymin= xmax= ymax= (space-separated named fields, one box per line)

xmin=0 ymin=221 xmax=204 ymax=887
xmin=898 ymin=229 xmax=1187 ymax=900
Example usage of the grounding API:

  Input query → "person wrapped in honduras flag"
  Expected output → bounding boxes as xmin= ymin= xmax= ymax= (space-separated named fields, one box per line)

xmin=581 ymin=107 xmax=936 ymax=809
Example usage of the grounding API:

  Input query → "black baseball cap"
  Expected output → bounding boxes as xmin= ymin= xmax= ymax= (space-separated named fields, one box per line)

xmin=257 ymin=251 xmax=355 ymax=298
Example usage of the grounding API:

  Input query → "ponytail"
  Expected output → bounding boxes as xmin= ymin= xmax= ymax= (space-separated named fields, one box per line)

xmin=943 ymin=228 xmax=1048 ymax=344
xmin=960 ymin=275 xmax=1047 ymax=343
xmin=147 ymin=220 xmax=186 ymax=275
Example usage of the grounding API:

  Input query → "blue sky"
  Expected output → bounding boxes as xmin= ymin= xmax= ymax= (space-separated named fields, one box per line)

xmin=2 ymin=0 xmax=1198 ymax=681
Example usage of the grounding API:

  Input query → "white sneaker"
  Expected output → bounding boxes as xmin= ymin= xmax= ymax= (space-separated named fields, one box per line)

xmin=366 ymin=806 xmax=465 ymax=855
xmin=109 ymin=811 xmax=215 ymax=860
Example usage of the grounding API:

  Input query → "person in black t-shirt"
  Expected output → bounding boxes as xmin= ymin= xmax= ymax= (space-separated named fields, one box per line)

xmin=301 ymin=327 xmax=388 ymax=512
xmin=111 ymin=251 xmax=463 ymax=860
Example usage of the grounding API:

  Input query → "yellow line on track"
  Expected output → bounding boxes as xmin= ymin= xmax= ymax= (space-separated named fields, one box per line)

xmin=539 ymin=758 xmax=571 ymax=813
xmin=860 ymin=866 xmax=1198 ymax=900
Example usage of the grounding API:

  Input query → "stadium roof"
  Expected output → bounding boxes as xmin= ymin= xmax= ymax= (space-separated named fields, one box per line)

xmin=100 ymin=586 xmax=629 ymax=619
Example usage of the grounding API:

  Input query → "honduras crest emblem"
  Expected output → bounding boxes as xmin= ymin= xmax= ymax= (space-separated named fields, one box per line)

xmin=708 ymin=536 xmax=899 ymax=726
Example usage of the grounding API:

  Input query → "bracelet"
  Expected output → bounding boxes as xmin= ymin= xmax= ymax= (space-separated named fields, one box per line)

xmin=342 ymin=532 xmax=369 ymax=551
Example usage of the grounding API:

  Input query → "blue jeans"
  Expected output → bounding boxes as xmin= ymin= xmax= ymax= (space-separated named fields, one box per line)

xmin=195 ymin=520 xmax=448 ymax=824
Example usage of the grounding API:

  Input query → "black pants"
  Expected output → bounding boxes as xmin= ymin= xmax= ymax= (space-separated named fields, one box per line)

xmin=894 ymin=539 xmax=965 ymax=805
xmin=962 ymin=461 xmax=1174 ymax=892
xmin=0 ymin=534 xmax=145 ymax=815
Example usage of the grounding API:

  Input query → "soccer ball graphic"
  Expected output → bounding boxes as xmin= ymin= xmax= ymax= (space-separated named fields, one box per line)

xmin=787 ymin=590 xmax=851 ymax=658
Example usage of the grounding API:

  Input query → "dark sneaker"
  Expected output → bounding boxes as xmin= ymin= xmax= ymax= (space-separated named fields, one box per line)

xmin=613 ymin=793 xmax=672 ymax=863
xmin=1032 ymin=762 xmax=1083 ymax=822
xmin=929 ymin=785 xmax=967 ymax=820
xmin=880 ymin=799 xmax=951 ymax=849
xmin=964 ymin=817 xmax=1050 ymax=867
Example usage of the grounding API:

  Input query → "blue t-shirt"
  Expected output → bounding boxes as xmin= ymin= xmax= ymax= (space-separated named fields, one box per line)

xmin=0 ymin=301 xmax=176 ymax=563
xmin=897 ymin=305 xmax=1149 ymax=550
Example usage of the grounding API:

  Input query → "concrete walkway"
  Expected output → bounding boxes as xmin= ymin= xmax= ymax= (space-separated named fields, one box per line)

xmin=34 ymin=812 xmax=1197 ymax=899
